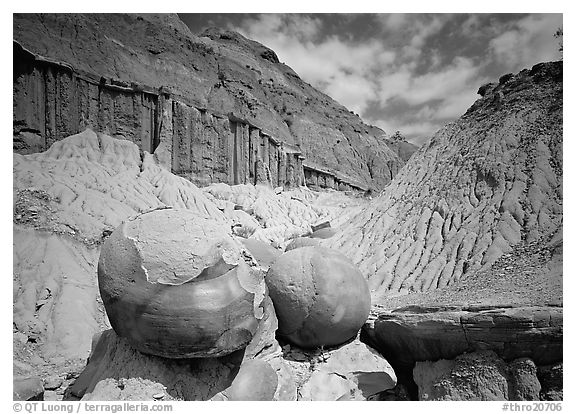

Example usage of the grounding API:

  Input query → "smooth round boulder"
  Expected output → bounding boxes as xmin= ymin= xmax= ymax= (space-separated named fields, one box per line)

xmin=284 ymin=237 xmax=320 ymax=252
xmin=265 ymin=247 xmax=371 ymax=348
xmin=98 ymin=208 xmax=265 ymax=359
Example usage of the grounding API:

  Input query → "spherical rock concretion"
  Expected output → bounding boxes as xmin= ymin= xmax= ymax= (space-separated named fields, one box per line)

xmin=265 ymin=247 xmax=371 ymax=348
xmin=98 ymin=208 xmax=266 ymax=359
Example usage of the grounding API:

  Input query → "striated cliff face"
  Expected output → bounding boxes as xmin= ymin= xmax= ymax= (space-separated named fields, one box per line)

xmin=325 ymin=61 xmax=563 ymax=298
xmin=13 ymin=13 xmax=412 ymax=191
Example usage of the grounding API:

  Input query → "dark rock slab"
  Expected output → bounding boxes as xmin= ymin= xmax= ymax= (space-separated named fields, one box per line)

xmin=362 ymin=305 xmax=563 ymax=372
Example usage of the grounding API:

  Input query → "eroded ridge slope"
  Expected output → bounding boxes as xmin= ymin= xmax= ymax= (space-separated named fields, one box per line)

xmin=326 ymin=62 xmax=562 ymax=298
xmin=13 ymin=13 xmax=414 ymax=190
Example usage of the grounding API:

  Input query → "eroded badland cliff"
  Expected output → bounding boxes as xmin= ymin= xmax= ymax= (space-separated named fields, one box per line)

xmin=14 ymin=13 xmax=415 ymax=192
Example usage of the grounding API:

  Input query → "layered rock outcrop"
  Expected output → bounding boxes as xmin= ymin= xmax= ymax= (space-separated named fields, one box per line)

xmin=326 ymin=61 xmax=563 ymax=297
xmin=363 ymin=305 xmax=562 ymax=372
xmin=413 ymin=351 xmax=542 ymax=401
xmin=13 ymin=13 xmax=413 ymax=191
xmin=362 ymin=304 xmax=562 ymax=400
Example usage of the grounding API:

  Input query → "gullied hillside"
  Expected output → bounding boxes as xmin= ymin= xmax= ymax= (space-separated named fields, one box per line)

xmin=326 ymin=62 xmax=563 ymax=299
xmin=13 ymin=13 xmax=413 ymax=190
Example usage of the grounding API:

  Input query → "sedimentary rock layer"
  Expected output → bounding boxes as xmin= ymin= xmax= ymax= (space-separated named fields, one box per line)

xmin=413 ymin=351 xmax=543 ymax=401
xmin=13 ymin=13 xmax=413 ymax=190
xmin=362 ymin=305 xmax=563 ymax=373
xmin=326 ymin=61 xmax=563 ymax=295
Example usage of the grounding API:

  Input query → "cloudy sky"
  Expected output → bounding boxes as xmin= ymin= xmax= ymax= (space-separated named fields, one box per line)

xmin=179 ymin=13 xmax=563 ymax=145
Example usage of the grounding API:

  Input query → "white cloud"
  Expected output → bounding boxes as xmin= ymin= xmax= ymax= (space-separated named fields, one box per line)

xmin=375 ymin=14 xmax=453 ymax=59
xmin=233 ymin=14 xmax=395 ymax=114
xmin=323 ymin=72 xmax=377 ymax=114
xmin=461 ymin=14 xmax=481 ymax=38
xmin=435 ymin=89 xmax=480 ymax=119
xmin=489 ymin=14 xmax=563 ymax=71
xmin=376 ymin=57 xmax=484 ymax=119
xmin=230 ymin=13 xmax=560 ymax=146
xmin=377 ymin=14 xmax=409 ymax=31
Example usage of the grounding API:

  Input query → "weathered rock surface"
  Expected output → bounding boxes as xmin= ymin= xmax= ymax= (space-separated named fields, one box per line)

xmin=219 ymin=359 xmax=279 ymax=401
xmin=98 ymin=208 xmax=266 ymax=358
xmin=413 ymin=351 xmax=541 ymax=401
xmin=240 ymin=238 xmax=281 ymax=270
xmin=276 ymin=338 xmax=396 ymax=401
xmin=68 ymin=294 xmax=296 ymax=401
xmin=285 ymin=237 xmax=320 ymax=252
xmin=298 ymin=338 xmax=396 ymax=400
xmin=385 ymin=131 xmax=419 ymax=163
xmin=203 ymin=182 xmax=349 ymax=248
xmin=13 ymin=13 xmax=413 ymax=190
xmin=13 ymin=131 xmax=366 ymax=377
xmin=13 ymin=129 xmax=226 ymax=367
xmin=325 ymin=61 xmax=562 ymax=297
xmin=13 ymin=376 xmax=44 ymax=401
xmin=538 ymin=363 xmax=563 ymax=401
xmin=374 ymin=229 xmax=562 ymax=310
xmin=266 ymin=247 xmax=371 ymax=348
xmin=363 ymin=305 xmax=562 ymax=375
xmin=14 ymin=130 xmax=359 ymax=398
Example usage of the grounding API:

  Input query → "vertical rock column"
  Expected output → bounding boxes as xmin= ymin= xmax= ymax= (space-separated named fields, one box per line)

xmin=140 ymin=93 xmax=156 ymax=153
xmin=111 ymin=90 xmax=138 ymax=144
xmin=228 ymin=121 xmax=237 ymax=184
xmin=13 ymin=59 xmax=46 ymax=152
xmin=255 ymin=131 xmax=272 ymax=186
xmin=76 ymin=77 xmax=99 ymax=136
xmin=44 ymin=67 xmax=62 ymax=148
xmin=171 ymin=101 xmax=192 ymax=175
xmin=297 ymin=156 xmax=305 ymax=186
xmin=249 ymin=127 xmax=259 ymax=184
xmin=242 ymin=124 xmax=250 ymax=184
xmin=278 ymin=146 xmax=287 ymax=188
xmin=262 ymin=133 xmax=270 ymax=168
xmin=233 ymin=122 xmax=249 ymax=184
xmin=202 ymin=112 xmax=220 ymax=185
xmin=214 ymin=115 xmax=231 ymax=184
xmin=326 ymin=175 xmax=335 ymax=189
xmin=269 ymin=141 xmax=279 ymax=187
xmin=154 ymin=91 xmax=173 ymax=170
xmin=285 ymin=153 xmax=304 ymax=189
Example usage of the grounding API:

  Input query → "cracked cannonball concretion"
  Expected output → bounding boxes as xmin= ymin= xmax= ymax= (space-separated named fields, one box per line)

xmin=97 ymin=208 xmax=265 ymax=359
xmin=265 ymin=246 xmax=371 ymax=348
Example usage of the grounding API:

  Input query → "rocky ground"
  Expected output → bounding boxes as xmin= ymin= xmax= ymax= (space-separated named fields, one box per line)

xmin=12 ymin=124 xmax=563 ymax=401
xmin=12 ymin=129 xmax=374 ymax=401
